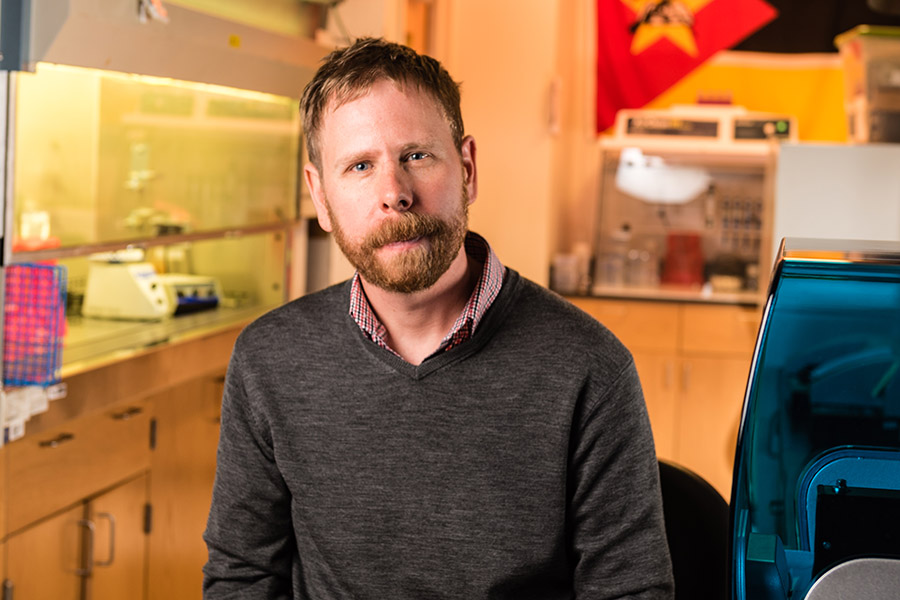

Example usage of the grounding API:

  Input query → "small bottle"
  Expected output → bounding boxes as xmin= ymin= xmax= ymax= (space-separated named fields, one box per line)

xmin=572 ymin=242 xmax=593 ymax=295
xmin=598 ymin=224 xmax=631 ymax=288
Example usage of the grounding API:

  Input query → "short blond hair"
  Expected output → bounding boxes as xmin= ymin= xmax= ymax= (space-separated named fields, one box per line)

xmin=300 ymin=37 xmax=464 ymax=170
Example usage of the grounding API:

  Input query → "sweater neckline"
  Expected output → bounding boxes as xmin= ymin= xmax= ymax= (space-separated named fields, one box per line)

xmin=345 ymin=269 xmax=522 ymax=380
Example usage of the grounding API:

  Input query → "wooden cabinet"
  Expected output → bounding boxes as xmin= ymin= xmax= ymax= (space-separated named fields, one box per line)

xmin=1 ymin=378 xmax=227 ymax=600
xmin=5 ymin=474 xmax=149 ymax=600
xmin=1 ymin=444 xmax=7 ymax=538
xmin=674 ymin=356 xmax=747 ymax=499
xmin=5 ymin=401 xmax=151 ymax=534
xmin=0 ymin=542 xmax=6 ymax=599
xmin=147 ymin=373 xmax=224 ymax=600
xmin=676 ymin=304 xmax=758 ymax=500
xmin=0 ymin=325 xmax=239 ymax=599
xmin=5 ymin=503 xmax=84 ymax=600
xmin=1 ymin=445 xmax=6 ymax=593
xmin=87 ymin=475 xmax=150 ymax=600
xmin=2 ymin=402 xmax=152 ymax=599
xmin=631 ymin=351 xmax=678 ymax=460
xmin=569 ymin=297 xmax=761 ymax=500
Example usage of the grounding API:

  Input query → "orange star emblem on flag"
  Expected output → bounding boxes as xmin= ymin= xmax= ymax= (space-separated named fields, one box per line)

xmin=623 ymin=0 xmax=715 ymax=56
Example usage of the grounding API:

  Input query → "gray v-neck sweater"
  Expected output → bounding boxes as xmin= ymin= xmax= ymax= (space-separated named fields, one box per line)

xmin=203 ymin=269 xmax=674 ymax=599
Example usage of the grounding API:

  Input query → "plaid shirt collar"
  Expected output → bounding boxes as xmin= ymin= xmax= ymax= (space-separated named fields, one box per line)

xmin=348 ymin=232 xmax=505 ymax=359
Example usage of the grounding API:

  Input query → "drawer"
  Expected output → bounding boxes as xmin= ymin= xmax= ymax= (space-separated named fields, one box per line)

xmin=6 ymin=400 xmax=152 ymax=533
xmin=568 ymin=297 xmax=679 ymax=353
xmin=681 ymin=304 xmax=762 ymax=356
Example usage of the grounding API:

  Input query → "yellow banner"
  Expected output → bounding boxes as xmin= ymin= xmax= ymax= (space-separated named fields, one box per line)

xmin=645 ymin=51 xmax=848 ymax=142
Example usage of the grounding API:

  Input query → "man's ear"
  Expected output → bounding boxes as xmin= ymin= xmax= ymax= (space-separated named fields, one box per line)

xmin=460 ymin=135 xmax=477 ymax=205
xmin=304 ymin=163 xmax=333 ymax=232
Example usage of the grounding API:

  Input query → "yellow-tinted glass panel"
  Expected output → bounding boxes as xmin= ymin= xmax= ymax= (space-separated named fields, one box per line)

xmin=13 ymin=63 xmax=300 ymax=250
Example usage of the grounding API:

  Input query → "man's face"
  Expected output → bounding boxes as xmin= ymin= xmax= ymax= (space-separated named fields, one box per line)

xmin=304 ymin=79 xmax=477 ymax=294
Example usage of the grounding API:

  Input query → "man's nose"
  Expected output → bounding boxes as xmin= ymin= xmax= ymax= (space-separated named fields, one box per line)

xmin=379 ymin=163 xmax=413 ymax=212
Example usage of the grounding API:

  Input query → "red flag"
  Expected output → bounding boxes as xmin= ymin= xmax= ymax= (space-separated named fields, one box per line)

xmin=596 ymin=0 xmax=778 ymax=132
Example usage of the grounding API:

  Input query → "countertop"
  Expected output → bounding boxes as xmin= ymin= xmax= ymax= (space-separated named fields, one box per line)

xmin=61 ymin=304 xmax=274 ymax=378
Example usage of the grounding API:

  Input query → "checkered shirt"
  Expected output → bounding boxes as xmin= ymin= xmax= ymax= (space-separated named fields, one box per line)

xmin=348 ymin=232 xmax=505 ymax=359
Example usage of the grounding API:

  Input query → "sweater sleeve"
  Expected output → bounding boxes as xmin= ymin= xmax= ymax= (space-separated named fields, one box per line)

xmin=202 ymin=346 xmax=295 ymax=599
xmin=569 ymin=357 xmax=675 ymax=599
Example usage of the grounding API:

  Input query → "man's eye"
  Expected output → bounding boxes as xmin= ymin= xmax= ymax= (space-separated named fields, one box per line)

xmin=351 ymin=162 xmax=370 ymax=172
xmin=407 ymin=152 xmax=428 ymax=161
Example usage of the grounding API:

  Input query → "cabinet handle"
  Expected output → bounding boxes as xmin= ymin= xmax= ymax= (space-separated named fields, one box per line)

xmin=76 ymin=519 xmax=96 ymax=577
xmin=112 ymin=406 xmax=143 ymax=420
xmin=38 ymin=432 xmax=74 ymax=448
xmin=664 ymin=361 xmax=674 ymax=390
xmin=95 ymin=512 xmax=117 ymax=567
xmin=682 ymin=363 xmax=691 ymax=393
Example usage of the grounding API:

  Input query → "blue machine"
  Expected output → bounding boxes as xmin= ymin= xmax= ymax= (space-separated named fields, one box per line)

xmin=732 ymin=238 xmax=900 ymax=599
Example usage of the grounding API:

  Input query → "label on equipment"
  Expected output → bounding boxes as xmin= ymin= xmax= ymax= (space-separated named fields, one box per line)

xmin=626 ymin=116 xmax=719 ymax=137
xmin=734 ymin=118 xmax=792 ymax=140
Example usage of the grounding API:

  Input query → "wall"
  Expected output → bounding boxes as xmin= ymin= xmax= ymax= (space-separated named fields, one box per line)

xmin=774 ymin=143 xmax=900 ymax=254
xmin=552 ymin=2 xmax=604 ymax=269
xmin=440 ymin=0 xmax=564 ymax=285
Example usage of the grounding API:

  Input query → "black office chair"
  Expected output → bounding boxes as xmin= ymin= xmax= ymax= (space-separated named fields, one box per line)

xmin=658 ymin=459 xmax=730 ymax=600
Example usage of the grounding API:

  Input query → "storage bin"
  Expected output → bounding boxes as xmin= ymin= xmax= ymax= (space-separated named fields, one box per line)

xmin=835 ymin=25 xmax=900 ymax=143
xmin=3 ymin=264 xmax=67 ymax=386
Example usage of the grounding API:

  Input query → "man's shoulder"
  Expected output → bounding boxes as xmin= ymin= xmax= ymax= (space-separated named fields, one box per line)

xmin=510 ymin=275 xmax=612 ymax=331
xmin=488 ymin=273 xmax=635 ymax=384
xmin=236 ymin=281 xmax=350 ymax=348
xmin=493 ymin=272 xmax=628 ymax=353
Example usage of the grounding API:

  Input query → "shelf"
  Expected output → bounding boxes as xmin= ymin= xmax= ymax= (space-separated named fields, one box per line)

xmin=585 ymin=284 xmax=763 ymax=306
xmin=9 ymin=222 xmax=294 ymax=264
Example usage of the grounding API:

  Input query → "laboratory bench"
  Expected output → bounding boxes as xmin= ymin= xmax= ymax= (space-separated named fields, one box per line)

xmin=0 ymin=305 xmax=269 ymax=599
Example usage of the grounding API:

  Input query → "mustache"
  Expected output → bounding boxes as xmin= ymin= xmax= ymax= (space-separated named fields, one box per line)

xmin=363 ymin=212 xmax=449 ymax=250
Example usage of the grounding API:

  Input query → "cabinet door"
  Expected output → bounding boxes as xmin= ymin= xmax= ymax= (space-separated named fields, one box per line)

xmin=676 ymin=356 xmax=748 ymax=501
xmin=148 ymin=374 xmax=223 ymax=600
xmin=88 ymin=474 xmax=149 ymax=600
xmin=567 ymin=298 xmax=679 ymax=353
xmin=632 ymin=351 xmax=678 ymax=462
xmin=681 ymin=304 xmax=761 ymax=356
xmin=1 ymin=445 xmax=7 ymax=539
xmin=5 ymin=503 xmax=85 ymax=600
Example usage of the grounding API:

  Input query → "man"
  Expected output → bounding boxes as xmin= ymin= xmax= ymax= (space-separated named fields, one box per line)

xmin=203 ymin=37 xmax=673 ymax=599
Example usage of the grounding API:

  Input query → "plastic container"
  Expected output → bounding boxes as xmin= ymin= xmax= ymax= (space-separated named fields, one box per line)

xmin=835 ymin=25 xmax=900 ymax=143
xmin=594 ymin=225 xmax=632 ymax=289
xmin=661 ymin=232 xmax=705 ymax=286
xmin=3 ymin=264 xmax=68 ymax=387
